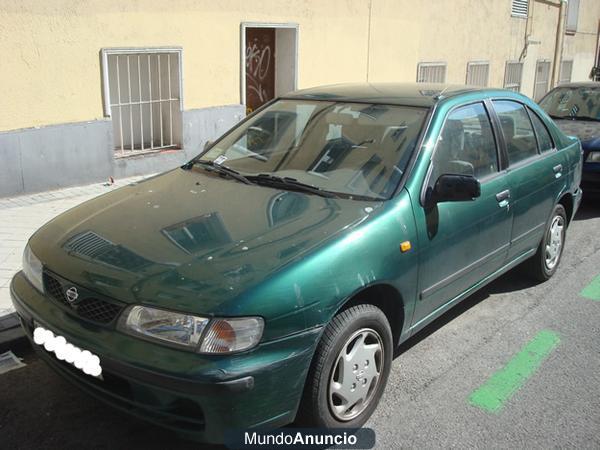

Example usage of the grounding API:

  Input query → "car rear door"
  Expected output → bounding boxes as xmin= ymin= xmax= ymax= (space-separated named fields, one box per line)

xmin=411 ymin=101 xmax=513 ymax=326
xmin=491 ymin=100 xmax=569 ymax=261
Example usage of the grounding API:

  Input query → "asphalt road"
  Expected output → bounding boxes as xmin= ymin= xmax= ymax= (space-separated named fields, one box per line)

xmin=1 ymin=197 xmax=599 ymax=449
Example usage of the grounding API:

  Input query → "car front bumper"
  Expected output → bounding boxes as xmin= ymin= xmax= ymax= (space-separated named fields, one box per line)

xmin=10 ymin=272 xmax=321 ymax=443
xmin=581 ymin=171 xmax=600 ymax=195
xmin=581 ymin=160 xmax=600 ymax=195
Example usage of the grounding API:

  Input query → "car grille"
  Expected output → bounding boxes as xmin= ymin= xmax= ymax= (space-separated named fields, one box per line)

xmin=43 ymin=272 xmax=124 ymax=325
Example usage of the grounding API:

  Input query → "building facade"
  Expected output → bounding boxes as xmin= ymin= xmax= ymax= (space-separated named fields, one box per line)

xmin=1 ymin=0 xmax=599 ymax=197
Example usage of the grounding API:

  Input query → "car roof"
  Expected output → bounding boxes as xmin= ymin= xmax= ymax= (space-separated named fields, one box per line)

xmin=282 ymin=82 xmax=512 ymax=108
xmin=549 ymin=81 xmax=600 ymax=89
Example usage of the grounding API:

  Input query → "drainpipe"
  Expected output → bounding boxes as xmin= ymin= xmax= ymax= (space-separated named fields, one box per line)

xmin=519 ymin=0 xmax=536 ymax=61
xmin=551 ymin=0 xmax=568 ymax=87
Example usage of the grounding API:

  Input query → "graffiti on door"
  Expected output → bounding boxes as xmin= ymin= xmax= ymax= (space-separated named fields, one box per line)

xmin=245 ymin=28 xmax=275 ymax=114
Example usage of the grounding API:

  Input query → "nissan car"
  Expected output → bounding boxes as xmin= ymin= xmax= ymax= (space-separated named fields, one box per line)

xmin=11 ymin=83 xmax=582 ymax=443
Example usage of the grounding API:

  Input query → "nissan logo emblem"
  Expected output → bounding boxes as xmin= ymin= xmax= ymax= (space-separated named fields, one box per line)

xmin=65 ymin=286 xmax=79 ymax=303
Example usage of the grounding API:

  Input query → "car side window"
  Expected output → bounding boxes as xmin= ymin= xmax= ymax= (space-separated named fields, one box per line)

xmin=493 ymin=100 xmax=538 ymax=165
xmin=430 ymin=102 xmax=498 ymax=184
xmin=528 ymin=108 xmax=554 ymax=152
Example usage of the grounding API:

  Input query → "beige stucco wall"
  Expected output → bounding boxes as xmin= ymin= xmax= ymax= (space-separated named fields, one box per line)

xmin=0 ymin=0 xmax=598 ymax=133
xmin=563 ymin=0 xmax=599 ymax=81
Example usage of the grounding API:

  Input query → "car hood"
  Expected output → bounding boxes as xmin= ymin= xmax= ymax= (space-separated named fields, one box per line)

xmin=30 ymin=168 xmax=380 ymax=314
xmin=554 ymin=119 xmax=600 ymax=152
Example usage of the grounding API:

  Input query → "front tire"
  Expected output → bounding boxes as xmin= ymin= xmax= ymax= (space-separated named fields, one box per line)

xmin=297 ymin=304 xmax=393 ymax=428
xmin=525 ymin=204 xmax=567 ymax=281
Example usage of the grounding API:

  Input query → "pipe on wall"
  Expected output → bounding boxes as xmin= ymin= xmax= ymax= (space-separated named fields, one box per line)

xmin=551 ymin=0 xmax=568 ymax=87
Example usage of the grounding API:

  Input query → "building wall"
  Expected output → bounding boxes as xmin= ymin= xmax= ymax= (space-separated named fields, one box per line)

xmin=563 ymin=0 xmax=599 ymax=81
xmin=0 ymin=0 xmax=598 ymax=196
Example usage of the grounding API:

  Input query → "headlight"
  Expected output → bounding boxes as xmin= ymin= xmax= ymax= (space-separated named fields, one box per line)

xmin=586 ymin=151 xmax=600 ymax=162
xmin=121 ymin=306 xmax=209 ymax=348
xmin=119 ymin=305 xmax=264 ymax=353
xmin=22 ymin=244 xmax=44 ymax=293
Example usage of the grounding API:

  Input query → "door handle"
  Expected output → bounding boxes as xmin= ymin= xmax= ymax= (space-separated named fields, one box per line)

xmin=495 ymin=189 xmax=511 ymax=202
xmin=553 ymin=164 xmax=563 ymax=179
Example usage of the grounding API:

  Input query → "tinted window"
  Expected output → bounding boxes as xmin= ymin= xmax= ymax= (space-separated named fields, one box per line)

xmin=431 ymin=103 xmax=498 ymax=182
xmin=493 ymin=100 xmax=538 ymax=165
xmin=528 ymin=109 xmax=554 ymax=152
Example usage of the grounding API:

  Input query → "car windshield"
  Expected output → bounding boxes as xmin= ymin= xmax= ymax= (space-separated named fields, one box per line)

xmin=195 ymin=99 xmax=428 ymax=200
xmin=539 ymin=86 xmax=600 ymax=121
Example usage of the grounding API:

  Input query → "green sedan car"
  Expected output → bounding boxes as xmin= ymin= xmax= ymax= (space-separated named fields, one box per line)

xmin=11 ymin=83 xmax=582 ymax=442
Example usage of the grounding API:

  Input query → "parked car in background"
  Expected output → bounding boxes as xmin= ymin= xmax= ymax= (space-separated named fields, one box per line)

xmin=540 ymin=82 xmax=600 ymax=196
xmin=11 ymin=83 xmax=582 ymax=443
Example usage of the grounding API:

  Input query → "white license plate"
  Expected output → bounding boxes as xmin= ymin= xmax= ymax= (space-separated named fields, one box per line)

xmin=32 ymin=324 xmax=102 ymax=378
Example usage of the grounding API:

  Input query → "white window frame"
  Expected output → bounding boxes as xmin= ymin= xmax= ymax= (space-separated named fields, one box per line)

xmin=504 ymin=61 xmax=524 ymax=92
xmin=533 ymin=59 xmax=552 ymax=102
xmin=565 ymin=0 xmax=580 ymax=34
xmin=101 ymin=47 xmax=183 ymax=159
xmin=559 ymin=59 xmax=574 ymax=85
xmin=466 ymin=61 xmax=490 ymax=87
xmin=511 ymin=0 xmax=529 ymax=18
xmin=101 ymin=47 xmax=184 ymax=117
xmin=416 ymin=62 xmax=447 ymax=83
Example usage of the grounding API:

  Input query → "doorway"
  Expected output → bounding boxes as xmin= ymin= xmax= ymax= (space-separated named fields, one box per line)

xmin=241 ymin=23 xmax=298 ymax=114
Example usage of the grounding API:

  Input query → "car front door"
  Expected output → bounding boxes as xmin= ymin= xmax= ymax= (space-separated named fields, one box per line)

xmin=411 ymin=101 xmax=513 ymax=328
xmin=491 ymin=100 xmax=568 ymax=261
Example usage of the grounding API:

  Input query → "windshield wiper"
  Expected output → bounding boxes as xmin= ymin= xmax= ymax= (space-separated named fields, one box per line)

xmin=568 ymin=115 xmax=600 ymax=122
xmin=192 ymin=160 xmax=253 ymax=185
xmin=247 ymin=173 xmax=337 ymax=198
xmin=550 ymin=113 xmax=600 ymax=122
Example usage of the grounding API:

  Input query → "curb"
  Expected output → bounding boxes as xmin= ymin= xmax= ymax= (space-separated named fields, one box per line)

xmin=0 ymin=313 xmax=26 ymax=350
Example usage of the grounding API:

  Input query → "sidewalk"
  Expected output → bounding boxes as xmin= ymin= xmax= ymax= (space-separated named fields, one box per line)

xmin=0 ymin=175 xmax=152 ymax=318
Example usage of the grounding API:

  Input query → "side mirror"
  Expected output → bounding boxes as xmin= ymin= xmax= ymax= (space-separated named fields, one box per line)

xmin=427 ymin=174 xmax=481 ymax=205
xmin=203 ymin=140 xmax=213 ymax=151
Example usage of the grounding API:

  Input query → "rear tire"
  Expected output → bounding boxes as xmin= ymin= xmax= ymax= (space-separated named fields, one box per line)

xmin=297 ymin=304 xmax=393 ymax=428
xmin=525 ymin=204 xmax=567 ymax=282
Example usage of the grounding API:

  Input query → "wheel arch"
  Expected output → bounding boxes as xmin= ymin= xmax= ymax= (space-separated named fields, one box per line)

xmin=557 ymin=192 xmax=574 ymax=225
xmin=333 ymin=283 xmax=406 ymax=348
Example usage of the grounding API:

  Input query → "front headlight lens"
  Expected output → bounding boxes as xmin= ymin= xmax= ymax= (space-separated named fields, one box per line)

xmin=122 ymin=306 xmax=209 ymax=347
xmin=22 ymin=244 xmax=44 ymax=293
xmin=586 ymin=151 xmax=600 ymax=162
xmin=120 ymin=306 xmax=264 ymax=353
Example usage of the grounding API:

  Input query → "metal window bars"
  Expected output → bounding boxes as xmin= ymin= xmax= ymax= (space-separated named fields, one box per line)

xmin=559 ymin=60 xmax=573 ymax=85
xmin=417 ymin=63 xmax=447 ymax=83
xmin=466 ymin=61 xmax=490 ymax=87
xmin=105 ymin=50 xmax=182 ymax=157
xmin=533 ymin=60 xmax=551 ymax=102
xmin=504 ymin=61 xmax=523 ymax=92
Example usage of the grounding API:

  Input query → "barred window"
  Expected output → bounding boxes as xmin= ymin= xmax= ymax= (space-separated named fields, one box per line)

xmin=466 ymin=61 xmax=490 ymax=87
xmin=559 ymin=60 xmax=573 ymax=85
xmin=511 ymin=0 xmax=529 ymax=18
xmin=504 ymin=61 xmax=523 ymax=92
xmin=417 ymin=62 xmax=447 ymax=83
xmin=533 ymin=60 xmax=551 ymax=102
xmin=102 ymin=48 xmax=183 ymax=157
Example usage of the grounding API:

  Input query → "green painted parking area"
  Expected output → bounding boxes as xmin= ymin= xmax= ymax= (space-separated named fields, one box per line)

xmin=580 ymin=275 xmax=600 ymax=301
xmin=469 ymin=330 xmax=561 ymax=413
